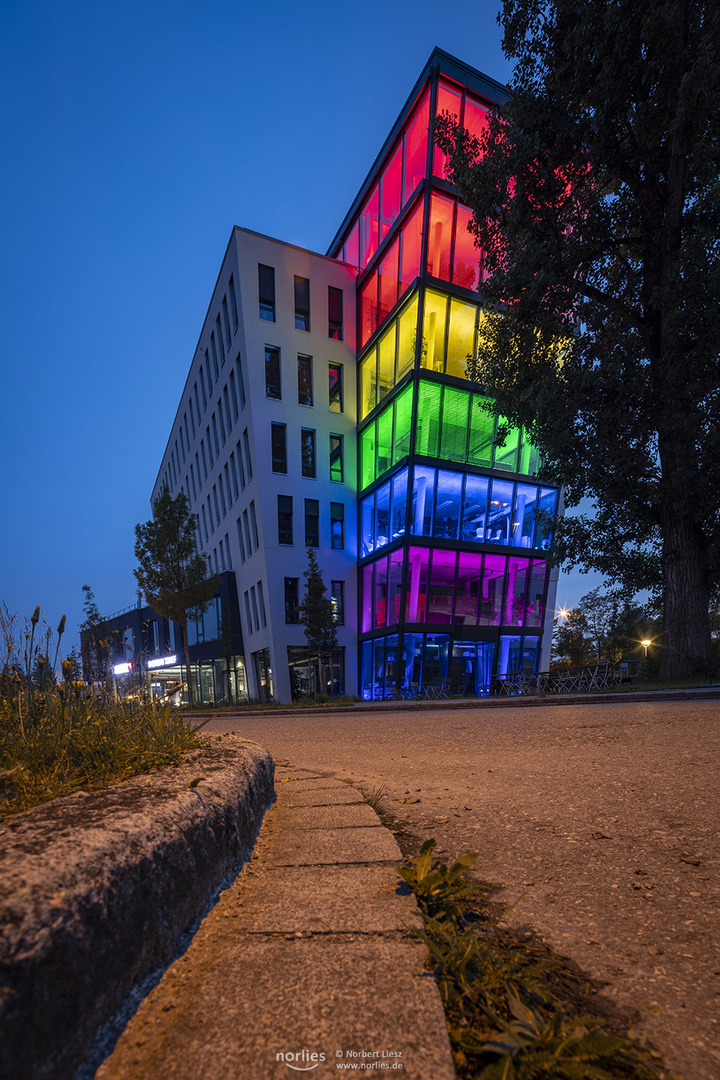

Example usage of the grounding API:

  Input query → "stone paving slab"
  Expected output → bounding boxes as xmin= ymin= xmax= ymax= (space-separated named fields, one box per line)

xmin=275 ymin=802 xmax=380 ymax=829
xmin=278 ymin=785 xmax=365 ymax=808
xmin=265 ymin=825 xmax=401 ymax=867
xmin=98 ymin=938 xmax=452 ymax=1080
xmin=96 ymin=770 xmax=456 ymax=1080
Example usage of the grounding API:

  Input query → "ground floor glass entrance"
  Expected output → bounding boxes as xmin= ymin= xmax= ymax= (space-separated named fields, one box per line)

xmin=360 ymin=632 xmax=540 ymax=700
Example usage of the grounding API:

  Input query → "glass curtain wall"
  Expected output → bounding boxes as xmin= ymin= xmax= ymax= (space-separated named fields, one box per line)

xmin=336 ymin=61 xmax=555 ymax=700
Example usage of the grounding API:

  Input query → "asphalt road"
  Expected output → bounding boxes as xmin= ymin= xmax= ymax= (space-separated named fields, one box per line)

xmin=204 ymin=700 xmax=720 ymax=1080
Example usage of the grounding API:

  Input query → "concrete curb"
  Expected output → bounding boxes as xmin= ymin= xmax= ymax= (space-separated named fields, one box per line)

xmin=188 ymin=684 xmax=720 ymax=721
xmin=0 ymin=735 xmax=275 ymax=1080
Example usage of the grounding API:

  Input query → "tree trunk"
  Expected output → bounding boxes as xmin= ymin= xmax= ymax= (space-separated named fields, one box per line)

xmin=180 ymin=619 xmax=194 ymax=709
xmin=660 ymin=511 xmax=711 ymax=679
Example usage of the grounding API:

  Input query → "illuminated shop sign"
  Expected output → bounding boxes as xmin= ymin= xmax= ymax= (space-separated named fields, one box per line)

xmin=113 ymin=662 xmax=133 ymax=675
xmin=147 ymin=655 xmax=177 ymax=669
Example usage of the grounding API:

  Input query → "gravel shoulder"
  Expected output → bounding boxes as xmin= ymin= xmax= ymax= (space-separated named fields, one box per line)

xmin=204 ymin=700 xmax=720 ymax=1080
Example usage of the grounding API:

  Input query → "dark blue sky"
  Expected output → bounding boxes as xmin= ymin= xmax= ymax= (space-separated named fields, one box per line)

xmin=0 ymin=0 xmax=599 ymax=651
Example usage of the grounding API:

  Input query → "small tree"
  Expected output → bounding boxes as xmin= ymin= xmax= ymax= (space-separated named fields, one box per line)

xmin=134 ymin=487 xmax=215 ymax=709
xmin=297 ymin=548 xmax=339 ymax=697
xmin=80 ymin=584 xmax=111 ymax=687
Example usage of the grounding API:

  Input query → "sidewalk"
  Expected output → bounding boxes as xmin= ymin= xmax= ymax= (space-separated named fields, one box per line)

xmin=97 ymin=768 xmax=456 ymax=1080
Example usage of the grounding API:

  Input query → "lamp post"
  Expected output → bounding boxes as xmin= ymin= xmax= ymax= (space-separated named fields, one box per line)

xmin=641 ymin=638 xmax=652 ymax=659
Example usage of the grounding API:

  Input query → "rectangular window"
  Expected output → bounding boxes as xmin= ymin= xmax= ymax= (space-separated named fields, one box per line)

xmin=298 ymin=354 xmax=313 ymax=406
xmin=244 ymin=590 xmax=253 ymax=633
xmin=278 ymin=495 xmax=293 ymax=545
xmin=224 ymin=531 xmax=232 ymax=569
xmin=272 ymin=423 xmax=288 ymax=473
xmin=223 ymin=463 xmax=232 ymax=506
xmin=228 ymin=371 xmax=239 ymax=420
xmin=229 ymin=453 xmax=240 ymax=499
xmin=301 ymin=428 xmax=316 ymax=478
xmin=265 ymin=346 xmax=281 ymax=399
xmin=331 ymin=580 xmax=345 ymax=624
xmin=229 ymin=274 xmax=238 ymax=330
xmin=204 ymin=353 xmax=213 ymax=397
xmin=217 ymin=401 xmax=227 ymax=444
xmin=249 ymin=500 xmax=259 ymax=548
xmin=215 ymin=316 xmax=225 ymax=362
xmin=212 ymin=484 xmax=221 ymax=526
xmin=195 ymin=451 xmax=203 ymax=486
xmin=236 ymin=439 xmax=246 ymax=488
xmin=330 ymin=433 xmax=344 ymax=482
xmin=305 ymin=498 xmax=319 ymax=547
xmin=236 ymin=356 xmax=246 ymax=409
xmin=285 ymin=577 xmax=299 ymax=624
xmin=210 ymin=333 xmax=220 ymax=379
xmin=189 ymin=464 xmax=196 ymax=502
xmin=206 ymin=495 xmax=214 ymax=534
xmin=199 ymin=368 xmax=207 ymax=409
xmin=243 ymin=429 xmax=252 ymax=478
xmin=329 ymin=363 xmax=343 ymax=412
xmin=259 ymin=264 xmax=275 ymax=321
xmin=294 ymin=275 xmax=310 ymax=331
xmin=206 ymin=427 xmax=214 ymax=466
xmin=237 ymin=516 xmax=246 ymax=562
xmin=331 ymin=502 xmax=344 ymax=550
xmin=211 ymin=414 xmax=220 ymax=457
xmin=257 ymin=581 xmax=267 ymax=628
xmin=250 ymin=586 xmax=260 ymax=631
xmin=223 ymin=386 xmax=232 ymax=433
xmin=201 ymin=504 xmax=209 ymax=543
xmin=328 ymin=286 xmax=343 ymax=340
xmin=222 ymin=297 xmax=231 ymax=349
xmin=242 ymin=509 xmax=252 ymax=556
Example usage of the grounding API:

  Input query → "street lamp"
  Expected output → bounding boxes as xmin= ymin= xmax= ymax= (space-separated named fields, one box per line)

xmin=558 ymin=607 xmax=569 ymax=621
xmin=640 ymin=638 xmax=652 ymax=659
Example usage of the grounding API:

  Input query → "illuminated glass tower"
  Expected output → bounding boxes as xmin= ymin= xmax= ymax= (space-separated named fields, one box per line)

xmin=327 ymin=49 xmax=560 ymax=700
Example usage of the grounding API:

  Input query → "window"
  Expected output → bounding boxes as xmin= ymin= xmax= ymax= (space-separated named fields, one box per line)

xmin=201 ymin=504 xmax=209 ymax=543
xmin=250 ymin=587 xmax=260 ymax=631
xmin=331 ymin=502 xmax=344 ymax=549
xmin=229 ymin=453 xmax=240 ymax=499
xmin=224 ymin=532 xmax=232 ymax=569
xmin=249 ymin=500 xmax=259 ymax=548
xmin=223 ymin=386 xmax=232 ymax=433
xmin=204 ymin=354 xmax=213 ymax=397
xmin=212 ymin=485 xmax=221 ymax=526
xmin=205 ymin=427 xmax=214 ymax=466
xmin=210 ymin=333 xmax=219 ymax=379
xmin=265 ymin=346 xmax=281 ymax=399
xmin=329 ymin=363 xmax=343 ymax=412
xmin=206 ymin=495 xmax=214 ymax=534
xmin=237 ymin=516 xmax=246 ymax=562
xmin=242 ymin=510 xmax=252 ymax=556
xmin=328 ymin=286 xmax=343 ymax=340
xmin=305 ymin=498 xmax=319 ymax=547
xmin=301 ymin=428 xmax=316 ymax=478
xmin=259 ymin=264 xmax=275 ymax=321
xmin=217 ymin=401 xmax=227 ymax=444
xmin=235 ymin=356 xmax=246 ymax=409
xmin=294 ymin=276 xmax=310 ymax=331
xmin=278 ymin=495 xmax=293 ymax=545
xmin=228 ymin=371 xmax=239 ymax=421
xmin=211 ymin=414 xmax=220 ymax=456
xmin=222 ymin=296 xmax=231 ymax=349
xmin=218 ymin=474 xmax=227 ymax=517
xmin=330 ymin=433 xmax=344 ymax=482
xmin=298 ymin=354 xmax=313 ymax=406
xmin=257 ymin=581 xmax=267 ymax=628
xmin=272 ymin=423 xmax=288 ymax=473
xmin=236 ymin=440 xmax=246 ymax=488
xmin=285 ymin=577 xmax=299 ymax=624
xmin=244 ymin=590 xmax=253 ymax=632
xmin=229 ymin=274 xmax=238 ymax=330
xmin=243 ymin=429 xmax=252 ymax=478
xmin=223 ymin=463 xmax=233 ymax=505
xmin=331 ymin=580 xmax=345 ymax=625
xmin=199 ymin=368 xmax=207 ymax=409
xmin=216 ymin=316 xmax=225 ymax=362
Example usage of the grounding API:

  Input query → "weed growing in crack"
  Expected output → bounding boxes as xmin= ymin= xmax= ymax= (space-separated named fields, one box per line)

xmin=399 ymin=839 xmax=666 ymax=1080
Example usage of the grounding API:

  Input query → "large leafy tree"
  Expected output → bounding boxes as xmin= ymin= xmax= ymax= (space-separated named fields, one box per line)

xmin=298 ymin=548 xmax=339 ymax=697
xmin=134 ymin=487 xmax=215 ymax=708
xmin=436 ymin=0 xmax=720 ymax=677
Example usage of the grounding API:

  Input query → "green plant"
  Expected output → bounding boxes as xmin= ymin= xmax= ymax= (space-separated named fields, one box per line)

xmin=398 ymin=838 xmax=664 ymax=1079
xmin=362 ymin=783 xmax=388 ymax=810
xmin=398 ymin=838 xmax=479 ymax=920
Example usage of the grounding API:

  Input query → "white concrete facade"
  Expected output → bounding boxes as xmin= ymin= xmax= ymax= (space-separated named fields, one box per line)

xmin=152 ymin=227 xmax=358 ymax=703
